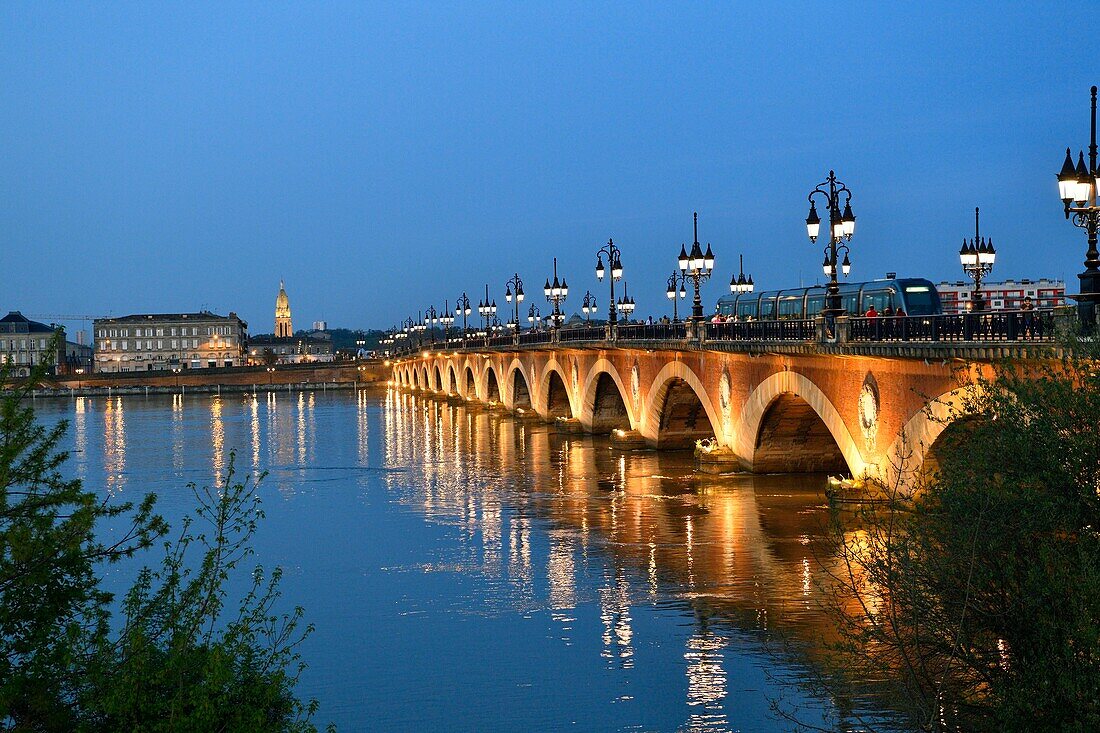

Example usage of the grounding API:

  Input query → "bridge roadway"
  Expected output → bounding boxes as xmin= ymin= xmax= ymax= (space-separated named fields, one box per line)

xmin=390 ymin=313 xmax=1058 ymax=487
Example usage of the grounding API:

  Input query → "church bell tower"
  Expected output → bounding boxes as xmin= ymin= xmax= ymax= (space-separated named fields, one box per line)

xmin=275 ymin=280 xmax=292 ymax=338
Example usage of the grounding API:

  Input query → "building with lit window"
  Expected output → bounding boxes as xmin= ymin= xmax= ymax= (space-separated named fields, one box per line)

xmin=1 ymin=311 xmax=92 ymax=376
xmin=935 ymin=278 xmax=1065 ymax=313
xmin=245 ymin=281 xmax=334 ymax=364
xmin=93 ymin=311 xmax=248 ymax=372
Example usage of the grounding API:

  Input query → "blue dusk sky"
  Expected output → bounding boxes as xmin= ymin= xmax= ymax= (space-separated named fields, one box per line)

xmin=0 ymin=3 xmax=1092 ymax=333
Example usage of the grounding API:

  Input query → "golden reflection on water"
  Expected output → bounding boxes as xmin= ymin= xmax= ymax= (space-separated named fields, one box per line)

xmin=73 ymin=396 xmax=87 ymax=480
xmin=210 ymin=397 xmax=224 ymax=482
xmin=103 ymin=396 xmax=126 ymax=495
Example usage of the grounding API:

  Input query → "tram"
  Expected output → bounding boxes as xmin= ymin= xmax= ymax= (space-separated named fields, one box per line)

xmin=715 ymin=277 xmax=943 ymax=320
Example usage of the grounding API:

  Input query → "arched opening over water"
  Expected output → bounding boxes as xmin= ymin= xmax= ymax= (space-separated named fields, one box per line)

xmin=433 ymin=365 xmax=443 ymax=392
xmin=464 ymin=366 xmax=476 ymax=398
xmin=512 ymin=369 xmax=532 ymax=410
xmin=919 ymin=415 xmax=981 ymax=480
xmin=587 ymin=372 xmax=630 ymax=433
xmin=486 ymin=368 xmax=502 ymax=403
xmin=652 ymin=377 xmax=716 ymax=449
xmin=447 ymin=365 xmax=458 ymax=395
xmin=545 ymin=370 xmax=573 ymax=419
xmin=753 ymin=394 xmax=848 ymax=473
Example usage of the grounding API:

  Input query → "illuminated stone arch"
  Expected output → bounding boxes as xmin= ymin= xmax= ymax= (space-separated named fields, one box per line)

xmin=446 ymin=363 xmax=458 ymax=395
xmin=504 ymin=357 xmax=535 ymax=411
xmin=578 ymin=359 xmax=635 ymax=433
xmin=638 ymin=360 xmax=723 ymax=448
xmin=536 ymin=358 xmax=576 ymax=419
xmin=880 ymin=384 xmax=981 ymax=488
xmin=433 ymin=363 xmax=443 ymax=392
xmin=735 ymin=370 xmax=865 ymax=477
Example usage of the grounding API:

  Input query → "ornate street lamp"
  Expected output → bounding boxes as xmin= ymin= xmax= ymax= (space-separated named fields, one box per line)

xmin=544 ymin=257 xmax=568 ymax=327
xmin=805 ymin=170 xmax=855 ymax=318
xmin=527 ymin=303 xmax=542 ymax=328
xmin=1056 ymin=85 xmax=1100 ymax=326
xmin=477 ymin=284 xmax=497 ymax=341
xmin=595 ymin=239 xmax=624 ymax=325
xmin=581 ymin=291 xmax=597 ymax=323
xmin=616 ymin=283 xmax=636 ymax=321
xmin=424 ymin=305 xmax=438 ymax=346
xmin=666 ymin=270 xmax=688 ymax=322
xmin=959 ymin=207 xmax=996 ymax=312
xmin=677 ymin=212 xmax=715 ymax=321
xmin=439 ymin=300 xmax=455 ymax=344
xmin=729 ymin=254 xmax=754 ymax=294
xmin=455 ymin=292 xmax=472 ymax=346
xmin=504 ymin=273 xmax=525 ymax=329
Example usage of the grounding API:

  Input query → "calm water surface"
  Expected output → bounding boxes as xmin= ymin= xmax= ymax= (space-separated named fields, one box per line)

xmin=31 ymin=388 xmax=901 ymax=732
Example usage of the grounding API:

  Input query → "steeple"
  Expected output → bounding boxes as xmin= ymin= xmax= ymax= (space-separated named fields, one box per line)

xmin=275 ymin=280 xmax=292 ymax=338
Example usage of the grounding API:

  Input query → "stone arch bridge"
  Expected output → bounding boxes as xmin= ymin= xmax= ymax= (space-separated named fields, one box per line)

xmin=391 ymin=342 xmax=1014 ymax=484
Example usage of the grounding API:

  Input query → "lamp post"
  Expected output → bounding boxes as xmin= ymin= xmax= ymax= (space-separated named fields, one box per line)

xmin=1056 ymin=85 xmax=1100 ymax=326
xmin=544 ymin=257 xmax=568 ymax=327
xmin=581 ymin=291 xmax=596 ymax=323
xmin=455 ymin=292 xmax=472 ymax=347
xmin=666 ymin=270 xmax=688 ymax=322
xmin=439 ymin=300 xmax=454 ymax=345
xmin=595 ymin=239 xmax=623 ymax=325
xmin=805 ymin=170 xmax=856 ymax=318
xmin=959 ymin=207 xmax=996 ymax=312
xmin=504 ymin=273 xmax=525 ymax=330
xmin=400 ymin=317 xmax=415 ymax=353
xmin=729 ymin=254 xmax=754 ymax=296
xmin=616 ymin=282 xmax=636 ymax=321
xmin=677 ymin=212 xmax=715 ymax=321
xmin=477 ymin=284 xmax=496 ymax=342
xmin=424 ymin=305 xmax=438 ymax=346
xmin=527 ymin=303 xmax=542 ymax=329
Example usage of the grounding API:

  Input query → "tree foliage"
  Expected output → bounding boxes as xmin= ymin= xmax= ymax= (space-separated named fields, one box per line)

xmin=0 ymin=338 xmax=330 ymax=731
xmin=822 ymin=337 xmax=1100 ymax=732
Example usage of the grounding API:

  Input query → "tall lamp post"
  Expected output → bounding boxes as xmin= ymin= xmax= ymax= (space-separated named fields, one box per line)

xmin=504 ymin=274 xmax=525 ymax=329
xmin=439 ymin=301 xmax=454 ymax=345
xmin=456 ymin=292 xmax=472 ymax=347
xmin=581 ymin=291 xmax=597 ymax=323
xmin=424 ymin=305 xmax=438 ymax=346
xmin=959 ymin=207 xmax=996 ymax=312
xmin=527 ymin=303 xmax=542 ymax=329
xmin=677 ymin=212 xmax=715 ymax=321
xmin=805 ymin=170 xmax=856 ymax=318
xmin=616 ymin=283 xmax=636 ymax=322
xmin=544 ymin=257 xmax=568 ymax=327
xmin=666 ymin=270 xmax=687 ymax=322
xmin=595 ymin=239 xmax=623 ymax=325
xmin=478 ymin=284 xmax=497 ymax=340
xmin=1056 ymin=85 xmax=1100 ymax=326
xmin=729 ymin=254 xmax=754 ymax=296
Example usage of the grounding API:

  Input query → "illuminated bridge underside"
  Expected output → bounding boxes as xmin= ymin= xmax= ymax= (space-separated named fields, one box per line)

xmin=392 ymin=347 xmax=978 ymax=484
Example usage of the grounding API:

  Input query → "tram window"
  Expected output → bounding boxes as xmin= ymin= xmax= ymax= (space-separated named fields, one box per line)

xmin=778 ymin=296 xmax=802 ymax=319
xmin=842 ymin=293 xmax=859 ymax=314
xmin=862 ymin=289 xmax=895 ymax=313
xmin=737 ymin=298 xmax=758 ymax=320
xmin=806 ymin=294 xmax=825 ymax=315
xmin=760 ymin=297 xmax=776 ymax=320
xmin=903 ymin=285 xmax=938 ymax=315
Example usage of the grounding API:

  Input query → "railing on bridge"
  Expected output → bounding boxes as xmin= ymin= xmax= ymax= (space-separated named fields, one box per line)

xmin=615 ymin=322 xmax=688 ymax=341
xmin=518 ymin=330 xmax=553 ymax=346
xmin=848 ymin=310 xmax=1056 ymax=343
xmin=559 ymin=325 xmax=607 ymax=343
xmin=706 ymin=319 xmax=817 ymax=342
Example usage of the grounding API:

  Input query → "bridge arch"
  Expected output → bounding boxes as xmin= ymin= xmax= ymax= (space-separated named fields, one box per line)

xmin=882 ymin=385 xmax=981 ymax=487
xmin=508 ymin=359 xmax=534 ymax=411
xmin=579 ymin=360 xmax=634 ymax=433
xmin=640 ymin=361 xmax=722 ymax=449
xmin=433 ymin=364 xmax=443 ymax=392
xmin=538 ymin=359 xmax=575 ymax=419
xmin=736 ymin=371 xmax=864 ymax=476
xmin=461 ymin=365 xmax=476 ymax=399
xmin=484 ymin=365 xmax=502 ymax=403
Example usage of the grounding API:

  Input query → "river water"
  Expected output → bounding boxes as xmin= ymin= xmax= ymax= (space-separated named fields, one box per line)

xmin=29 ymin=388 xmax=903 ymax=732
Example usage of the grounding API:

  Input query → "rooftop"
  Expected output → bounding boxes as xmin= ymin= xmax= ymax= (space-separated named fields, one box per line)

xmin=0 ymin=311 xmax=60 ymax=334
xmin=95 ymin=311 xmax=246 ymax=325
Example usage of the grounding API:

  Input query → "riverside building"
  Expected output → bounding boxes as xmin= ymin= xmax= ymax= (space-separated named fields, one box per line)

xmin=93 ymin=311 xmax=248 ymax=372
xmin=1 ymin=311 xmax=93 ymax=376
xmin=935 ymin=278 xmax=1065 ymax=313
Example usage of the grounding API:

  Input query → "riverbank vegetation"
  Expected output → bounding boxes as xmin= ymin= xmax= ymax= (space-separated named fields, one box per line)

xmin=0 ymin=343 xmax=329 ymax=731
xmin=820 ymin=337 xmax=1100 ymax=732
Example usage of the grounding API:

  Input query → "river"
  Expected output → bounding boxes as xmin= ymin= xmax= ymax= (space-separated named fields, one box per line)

xmin=29 ymin=387 xmax=904 ymax=732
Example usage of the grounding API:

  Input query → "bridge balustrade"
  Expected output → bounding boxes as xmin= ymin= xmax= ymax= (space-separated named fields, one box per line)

xmin=848 ymin=310 xmax=1056 ymax=343
xmin=518 ymin=330 xmax=553 ymax=346
xmin=616 ymin=322 xmax=687 ymax=341
xmin=707 ymin=319 xmax=816 ymax=342
xmin=559 ymin=325 xmax=607 ymax=342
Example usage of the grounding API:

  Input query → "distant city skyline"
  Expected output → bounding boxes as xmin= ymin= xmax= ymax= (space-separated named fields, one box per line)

xmin=0 ymin=3 xmax=1090 ymax=336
